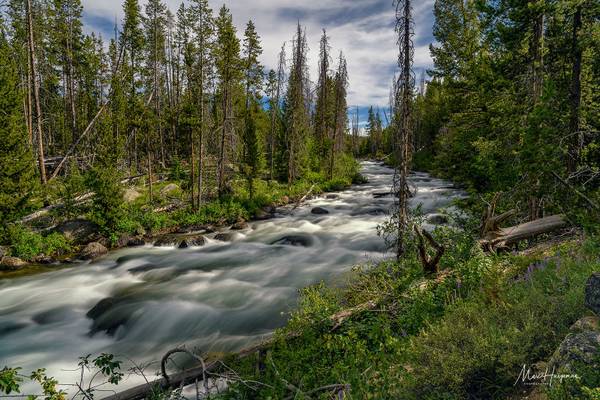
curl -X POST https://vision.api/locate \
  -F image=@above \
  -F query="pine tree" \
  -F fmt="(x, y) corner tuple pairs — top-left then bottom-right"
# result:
(121, 0), (144, 172)
(329, 51), (348, 180)
(314, 29), (331, 162)
(0, 27), (36, 222)
(189, 0), (214, 207)
(242, 20), (263, 198)
(282, 23), (310, 184)
(214, 5), (241, 197)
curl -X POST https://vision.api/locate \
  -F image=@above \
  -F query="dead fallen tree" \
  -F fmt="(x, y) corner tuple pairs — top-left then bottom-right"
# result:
(480, 214), (568, 251)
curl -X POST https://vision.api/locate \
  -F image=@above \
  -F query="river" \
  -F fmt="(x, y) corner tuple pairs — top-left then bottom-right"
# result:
(0, 161), (464, 392)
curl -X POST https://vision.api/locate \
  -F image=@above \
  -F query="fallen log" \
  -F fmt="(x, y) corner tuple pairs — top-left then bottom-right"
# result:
(480, 214), (568, 251)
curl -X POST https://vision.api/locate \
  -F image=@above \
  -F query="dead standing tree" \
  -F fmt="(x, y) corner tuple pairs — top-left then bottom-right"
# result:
(392, 0), (415, 260)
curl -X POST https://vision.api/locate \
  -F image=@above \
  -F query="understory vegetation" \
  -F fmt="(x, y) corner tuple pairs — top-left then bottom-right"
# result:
(214, 229), (600, 399)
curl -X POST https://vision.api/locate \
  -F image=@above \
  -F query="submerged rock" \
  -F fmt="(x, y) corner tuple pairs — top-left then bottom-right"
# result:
(86, 297), (129, 336)
(80, 242), (108, 260)
(271, 234), (313, 247)
(311, 207), (329, 215)
(585, 272), (600, 316)
(351, 207), (386, 216)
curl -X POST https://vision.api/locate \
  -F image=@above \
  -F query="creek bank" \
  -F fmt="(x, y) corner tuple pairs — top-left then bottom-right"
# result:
(0, 176), (365, 275)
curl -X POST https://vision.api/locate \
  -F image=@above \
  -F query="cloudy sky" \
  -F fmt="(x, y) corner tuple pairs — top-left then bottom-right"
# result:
(82, 0), (436, 123)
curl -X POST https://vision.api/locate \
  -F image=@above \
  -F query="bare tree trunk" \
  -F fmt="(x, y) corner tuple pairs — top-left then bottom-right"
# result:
(26, 0), (47, 184)
(567, 6), (582, 174)
(393, 0), (414, 260)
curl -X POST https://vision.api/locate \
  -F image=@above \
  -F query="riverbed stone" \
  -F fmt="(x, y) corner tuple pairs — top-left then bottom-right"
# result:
(154, 236), (179, 247)
(325, 194), (339, 199)
(55, 219), (99, 245)
(311, 207), (329, 215)
(0, 256), (27, 270)
(585, 272), (600, 316)
(178, 235), (206, 248)
(126, 237), (146, 247)
(86, 297), (130, 336)
(231, 219), (249, 230)
(80, 242), (108, 260)
(214, 232), (236, 242)
(271, 234), (313, 247)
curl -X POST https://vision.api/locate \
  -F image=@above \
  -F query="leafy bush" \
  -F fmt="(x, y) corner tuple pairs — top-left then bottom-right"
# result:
(4, 225), (71, 260)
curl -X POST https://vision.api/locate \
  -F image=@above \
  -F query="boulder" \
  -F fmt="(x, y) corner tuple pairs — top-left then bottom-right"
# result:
(126, 237), (146, 247)
(549, 331), (600, 373)
(32, 255), (55, 265)
(271, 234), (313, 247)
(178, 235), (206, 248)
(570, 316), (600, 334)
(215, 232), (236, 242)
(426, 214), (449, 225)
(585, 272), (600, 316)
(80, 242), (108, 260)
(280, 196), (290, 205)
(86, 297), (129, 336)
(311, 207), (329, 215)
(255, 207), (274, 221)
(0, 256), (27, 270)
(55, 219), (99, 245)
(160, 183), (180, 197)
(154, 236), (179, 247)
(325, 194), (339, 199)
(231, 219), (249, 230)
(123, 188), (142, 203)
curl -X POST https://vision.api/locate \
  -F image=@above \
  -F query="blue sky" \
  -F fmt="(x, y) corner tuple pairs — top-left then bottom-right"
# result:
(82, 0), (436, 126)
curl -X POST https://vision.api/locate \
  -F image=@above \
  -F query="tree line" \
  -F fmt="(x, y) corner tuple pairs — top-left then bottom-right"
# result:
(0, 0), (355, 224)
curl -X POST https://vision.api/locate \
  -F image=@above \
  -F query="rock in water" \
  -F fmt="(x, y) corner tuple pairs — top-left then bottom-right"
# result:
(154, 236), (179, 247)
(126, 237), (146, 247)
(231, 219), (249, 230)
(214, 232), (236, 242)
(585, 272), (600, 316)
(178, 235), (206, 248)
(271, 234), (313, 247)
(0, 256), (27, 270)
(55, 219), (99, 245)
(80, 242), (108, 260)
(311, 207), (329, 215)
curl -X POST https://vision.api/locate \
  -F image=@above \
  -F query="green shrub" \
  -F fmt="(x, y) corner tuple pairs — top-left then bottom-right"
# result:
(4, 225), (71, 260)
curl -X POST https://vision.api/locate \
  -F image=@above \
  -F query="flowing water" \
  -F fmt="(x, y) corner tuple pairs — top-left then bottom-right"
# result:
(0, 161), (464, 392)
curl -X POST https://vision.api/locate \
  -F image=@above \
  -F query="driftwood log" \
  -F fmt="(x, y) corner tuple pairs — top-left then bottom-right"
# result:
(480, 214), (568, 251)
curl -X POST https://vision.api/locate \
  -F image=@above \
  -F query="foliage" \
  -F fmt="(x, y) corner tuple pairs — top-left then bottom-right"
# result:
(3, 224), (71, 261)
